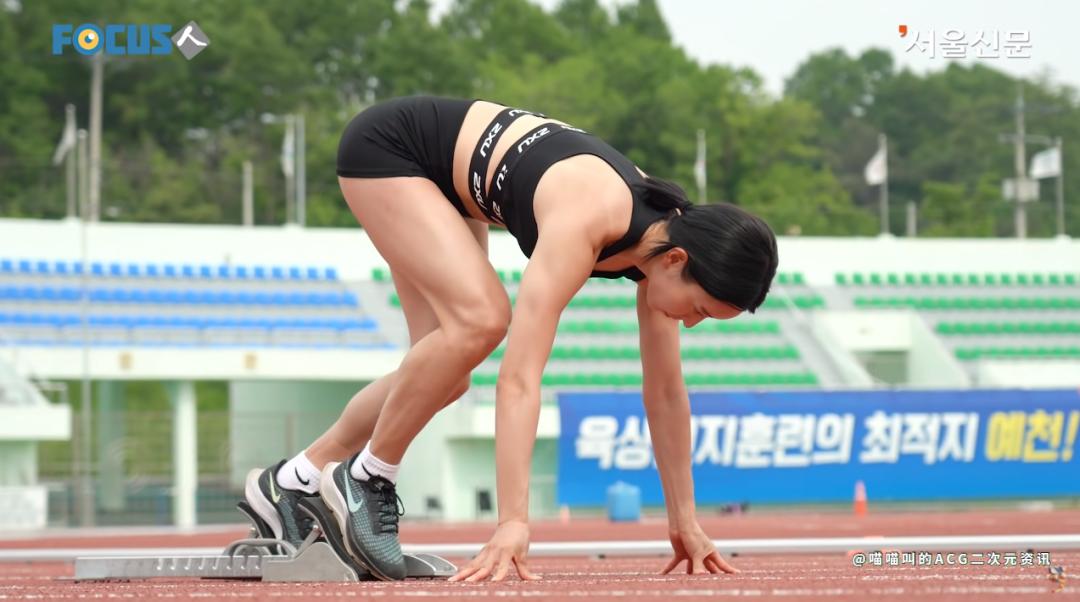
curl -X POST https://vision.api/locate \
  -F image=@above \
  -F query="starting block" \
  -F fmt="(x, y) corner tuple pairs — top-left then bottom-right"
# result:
(74, 497), (456, 582)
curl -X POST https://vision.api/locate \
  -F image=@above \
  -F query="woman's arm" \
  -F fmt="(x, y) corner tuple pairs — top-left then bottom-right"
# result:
(636, 280), (739, 575)
(635, 278), (696, 528)
(452, 214), (601, 583)
(495, 217), (599, 524)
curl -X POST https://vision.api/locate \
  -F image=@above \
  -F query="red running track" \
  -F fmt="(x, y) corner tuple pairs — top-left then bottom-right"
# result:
(1, 509), (1078, 600)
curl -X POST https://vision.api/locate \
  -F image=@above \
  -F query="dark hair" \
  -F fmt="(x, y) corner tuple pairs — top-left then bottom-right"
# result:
(634, 177), (778, 314)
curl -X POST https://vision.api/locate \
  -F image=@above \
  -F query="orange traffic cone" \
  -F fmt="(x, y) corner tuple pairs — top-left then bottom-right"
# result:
(853, 480), (868, 517)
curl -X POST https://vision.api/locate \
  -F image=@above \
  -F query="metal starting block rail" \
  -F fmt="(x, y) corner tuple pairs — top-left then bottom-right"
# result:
(74, 498), (456, 583)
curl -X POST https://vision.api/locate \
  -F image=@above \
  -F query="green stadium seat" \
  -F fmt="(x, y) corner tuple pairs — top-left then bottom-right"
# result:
(904, 273), (918, 286)
(835, 273), (847, 286)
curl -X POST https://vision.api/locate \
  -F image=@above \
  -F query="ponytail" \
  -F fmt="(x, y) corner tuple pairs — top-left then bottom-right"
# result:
(631, 176), (692, 216)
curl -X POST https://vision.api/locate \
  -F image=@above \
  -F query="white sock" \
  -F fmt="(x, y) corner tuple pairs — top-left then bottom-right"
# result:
(350, 443), (399, 484)
(276, 451), (321, 494)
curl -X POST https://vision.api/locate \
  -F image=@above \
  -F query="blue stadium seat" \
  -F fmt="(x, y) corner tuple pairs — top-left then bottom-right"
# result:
(91, 263), (105, 277)
(199, 265), (213, 279)
(18, 260), (32, 274)
(271, 267), (285, 280)
(59, 287), (80, 302)
(181, 265), (196, 278)
(253, 266), (267, 280)
(306, 267), (320, 280)
(41, 288), (58, 302)
(163, 264), (178, 278)
(343, 292), (358, 307)
(54, 261), (69, 275)
(129, 289), (147, 303)
(21, 287), (40, 301)
(217, 265), (231, 279)
(126, 264), (141, 277)
(71, 262), (84, 275)
(145, 264), (160, 278)
(35, 261), (50, 275)
(288, 266), (302, 280)
(109, 263), (123, 277)
(324, 267), (338, 280)
(0, 259), (12, 273)
(235, 266), (249, 279)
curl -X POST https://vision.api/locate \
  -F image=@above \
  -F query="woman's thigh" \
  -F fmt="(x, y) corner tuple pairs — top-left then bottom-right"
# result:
(341, 176), (506, 335)
(391, 217), (489, 346)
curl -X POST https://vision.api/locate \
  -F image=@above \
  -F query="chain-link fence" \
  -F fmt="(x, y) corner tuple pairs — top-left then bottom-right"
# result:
(38, 408), (340, 527)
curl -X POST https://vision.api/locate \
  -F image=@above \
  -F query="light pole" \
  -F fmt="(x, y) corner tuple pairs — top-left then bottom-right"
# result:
(260, 112), (305, 226)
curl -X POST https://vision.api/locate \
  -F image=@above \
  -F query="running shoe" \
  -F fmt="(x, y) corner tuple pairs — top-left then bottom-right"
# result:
(320, 457), (406, 581)
(244, 459), (316, 546)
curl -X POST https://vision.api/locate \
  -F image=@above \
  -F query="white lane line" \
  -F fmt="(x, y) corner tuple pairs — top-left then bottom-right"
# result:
(4, 533), (1080, 563)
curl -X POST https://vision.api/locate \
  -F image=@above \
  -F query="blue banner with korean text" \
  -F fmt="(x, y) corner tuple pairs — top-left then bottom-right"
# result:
(556, 389), (1080, 505)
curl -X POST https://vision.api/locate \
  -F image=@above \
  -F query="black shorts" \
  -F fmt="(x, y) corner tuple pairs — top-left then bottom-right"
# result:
(336, 95), (474, 216)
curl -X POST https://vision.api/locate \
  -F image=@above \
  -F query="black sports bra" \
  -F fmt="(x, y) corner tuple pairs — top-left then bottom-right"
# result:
(468, 110), (666, 281)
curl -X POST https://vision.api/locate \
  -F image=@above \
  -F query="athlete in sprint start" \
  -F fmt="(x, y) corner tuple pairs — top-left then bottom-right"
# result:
(245, 96), (776, 581)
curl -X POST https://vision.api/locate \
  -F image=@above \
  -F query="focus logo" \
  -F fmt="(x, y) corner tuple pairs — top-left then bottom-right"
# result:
(52, 22), (209, 59)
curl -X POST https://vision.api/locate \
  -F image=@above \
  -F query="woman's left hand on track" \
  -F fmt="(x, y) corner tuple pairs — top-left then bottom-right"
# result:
(662, 522), (741, 575)
(448, 519), (542, 582)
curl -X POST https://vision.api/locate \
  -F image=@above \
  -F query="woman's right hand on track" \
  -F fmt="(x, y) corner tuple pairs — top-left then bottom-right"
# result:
(448, 519), (541, 582)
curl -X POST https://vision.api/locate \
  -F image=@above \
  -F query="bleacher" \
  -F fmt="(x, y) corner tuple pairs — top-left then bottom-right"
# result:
(0, 258), (389, 349)
(373, 268), (823, 395)
(832, 271), (1080, 373)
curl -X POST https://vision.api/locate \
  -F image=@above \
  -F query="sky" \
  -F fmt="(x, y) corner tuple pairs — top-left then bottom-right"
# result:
(430, 0), (1077, 96)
